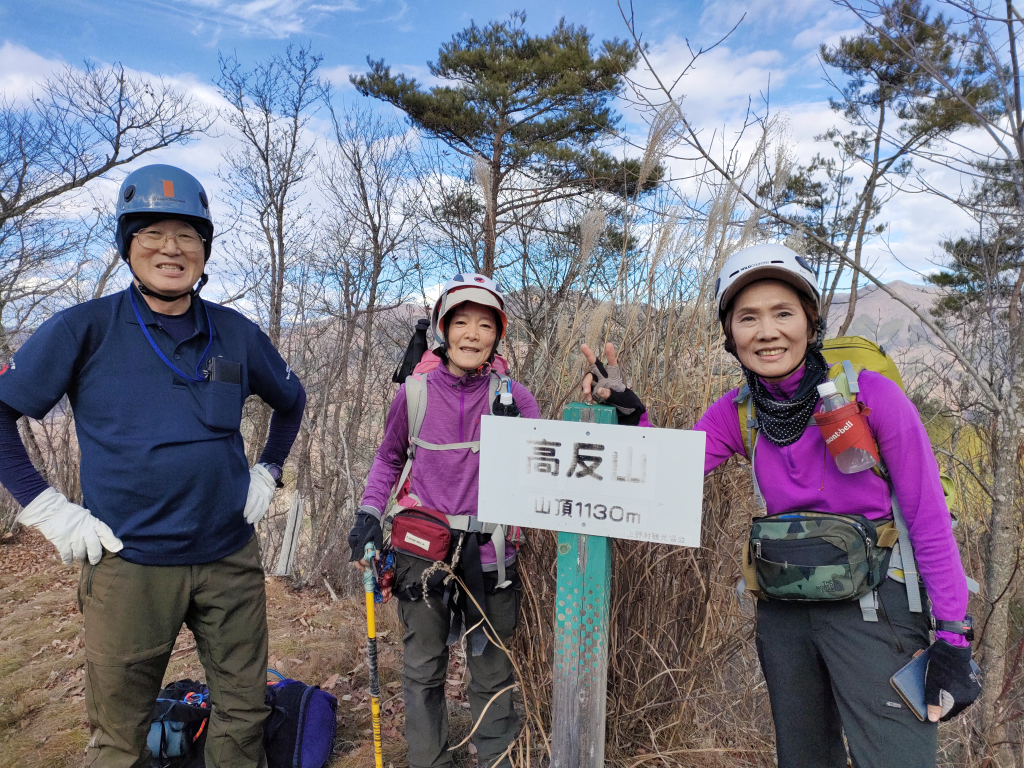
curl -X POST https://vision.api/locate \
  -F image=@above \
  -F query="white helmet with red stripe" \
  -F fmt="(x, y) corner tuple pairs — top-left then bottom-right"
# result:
(430, 273), (508, 347)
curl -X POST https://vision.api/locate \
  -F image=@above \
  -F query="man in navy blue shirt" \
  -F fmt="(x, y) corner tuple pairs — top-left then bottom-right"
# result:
(0, 165), (306, 767)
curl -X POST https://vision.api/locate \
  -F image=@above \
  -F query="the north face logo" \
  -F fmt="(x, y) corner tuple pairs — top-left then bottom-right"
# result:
(818, 579), (844, 595)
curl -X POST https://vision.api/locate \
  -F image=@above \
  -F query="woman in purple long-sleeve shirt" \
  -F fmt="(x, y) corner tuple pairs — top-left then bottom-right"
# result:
(348, 274), (539, 768)
(583, 244), (980, 768)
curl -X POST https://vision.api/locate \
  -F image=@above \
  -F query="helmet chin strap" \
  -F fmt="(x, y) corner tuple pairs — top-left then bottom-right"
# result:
(133, 272), (209, 303)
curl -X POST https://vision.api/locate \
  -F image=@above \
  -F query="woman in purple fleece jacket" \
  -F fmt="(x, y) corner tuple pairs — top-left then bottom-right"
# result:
(584, 244), (980, 768)
(348, 274), (539, 768)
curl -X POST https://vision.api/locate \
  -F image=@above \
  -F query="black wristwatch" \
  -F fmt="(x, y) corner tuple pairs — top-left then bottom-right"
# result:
(260, 462), (284, 489)
(934, 615), (974, 642)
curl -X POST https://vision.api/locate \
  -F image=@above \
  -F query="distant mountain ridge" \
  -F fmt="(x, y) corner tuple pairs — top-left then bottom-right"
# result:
(826, 280), (941, 353)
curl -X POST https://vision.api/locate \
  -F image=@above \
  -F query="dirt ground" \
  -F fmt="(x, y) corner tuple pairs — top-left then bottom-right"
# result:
(0, 528), (481, 768)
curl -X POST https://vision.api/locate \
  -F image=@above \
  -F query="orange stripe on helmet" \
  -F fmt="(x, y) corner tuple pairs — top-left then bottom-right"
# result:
(162, 180), (175, 197)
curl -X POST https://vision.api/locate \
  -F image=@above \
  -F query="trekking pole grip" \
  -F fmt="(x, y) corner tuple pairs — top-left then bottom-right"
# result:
(363, 543), (377, 594)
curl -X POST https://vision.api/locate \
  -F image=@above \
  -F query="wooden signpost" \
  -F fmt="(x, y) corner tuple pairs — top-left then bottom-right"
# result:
(552, 403), (615, 767)
(478, 403), (706, 767)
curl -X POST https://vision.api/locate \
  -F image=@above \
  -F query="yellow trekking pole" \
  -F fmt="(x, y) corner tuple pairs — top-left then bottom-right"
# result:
(363, 543), (384, 768)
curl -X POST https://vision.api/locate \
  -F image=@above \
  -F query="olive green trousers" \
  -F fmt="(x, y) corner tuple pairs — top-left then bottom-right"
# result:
(78, 535), (269, 768)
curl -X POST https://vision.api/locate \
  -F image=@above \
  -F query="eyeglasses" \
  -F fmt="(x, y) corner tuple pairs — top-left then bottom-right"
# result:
(133, 228), (206, 255)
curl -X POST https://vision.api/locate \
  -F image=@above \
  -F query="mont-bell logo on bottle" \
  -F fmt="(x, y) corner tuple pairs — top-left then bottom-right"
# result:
(825, 421), (855, 445)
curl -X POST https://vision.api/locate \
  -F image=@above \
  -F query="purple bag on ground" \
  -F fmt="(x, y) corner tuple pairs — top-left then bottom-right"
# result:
(264, 670), (338, 768)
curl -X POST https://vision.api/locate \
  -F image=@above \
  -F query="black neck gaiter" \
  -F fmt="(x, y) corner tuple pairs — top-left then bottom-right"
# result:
(744, 347), (829, 447)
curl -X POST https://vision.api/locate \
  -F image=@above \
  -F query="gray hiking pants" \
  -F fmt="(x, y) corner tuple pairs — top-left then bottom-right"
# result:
(395, 554), (520, 768)
(756, 577), (936, 768)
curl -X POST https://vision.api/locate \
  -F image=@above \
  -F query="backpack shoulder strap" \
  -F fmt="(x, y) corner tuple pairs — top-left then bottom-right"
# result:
(734, 383), (753, 457)
(835, 360), (923, 614)
(733, 384), (766, 510)
(489, 372), (517, 415)
(828, 359), (859, 402)
(385, 374), (428, 524)
(405, 373), (428, 456)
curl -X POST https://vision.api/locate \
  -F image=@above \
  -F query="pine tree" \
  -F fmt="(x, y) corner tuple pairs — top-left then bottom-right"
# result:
(767, 0), (985, 323)
(352, 12), (658, 275)
(928, 165), (1024, 321)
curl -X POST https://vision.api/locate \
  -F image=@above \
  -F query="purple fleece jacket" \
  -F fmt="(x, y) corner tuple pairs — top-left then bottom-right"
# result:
(361, 364), (541, 566)
(692, 367), (969, 646)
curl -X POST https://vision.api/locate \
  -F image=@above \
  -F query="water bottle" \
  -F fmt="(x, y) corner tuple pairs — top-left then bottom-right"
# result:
(816, 381), (877, 473)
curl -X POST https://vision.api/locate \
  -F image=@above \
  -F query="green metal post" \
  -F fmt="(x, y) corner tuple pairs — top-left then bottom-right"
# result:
(551, 402), (616, 768)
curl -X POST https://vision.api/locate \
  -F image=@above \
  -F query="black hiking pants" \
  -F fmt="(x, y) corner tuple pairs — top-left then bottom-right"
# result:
(395, 554), (521, 768)
(756, 577), (936, 768)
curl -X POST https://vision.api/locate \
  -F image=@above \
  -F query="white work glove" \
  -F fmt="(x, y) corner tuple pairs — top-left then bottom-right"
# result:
(16, 487), (123, 565)
(243, 464), (276, 525)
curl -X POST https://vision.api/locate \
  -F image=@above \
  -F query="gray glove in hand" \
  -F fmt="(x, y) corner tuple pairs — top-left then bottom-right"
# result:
(581, 342), (647, 426)
(17, 487), (123, 565)
(587, 360), (635, 414)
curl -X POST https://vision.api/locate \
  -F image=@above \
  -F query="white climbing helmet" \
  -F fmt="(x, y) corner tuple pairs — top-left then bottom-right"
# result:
(715, 243), (820, 320)
(430, 273), (508, 346)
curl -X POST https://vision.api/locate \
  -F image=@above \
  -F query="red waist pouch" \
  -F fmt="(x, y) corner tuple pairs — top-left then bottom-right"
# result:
(391, 507), (453, 561)
(812, 401), (879, 461)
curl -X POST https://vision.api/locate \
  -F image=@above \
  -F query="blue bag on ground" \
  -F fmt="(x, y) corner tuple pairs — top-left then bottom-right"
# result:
(264, 669), (338, 768)
(148, 679), (211, 768)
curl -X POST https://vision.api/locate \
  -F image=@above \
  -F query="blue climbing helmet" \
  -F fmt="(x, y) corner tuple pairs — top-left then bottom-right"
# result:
(114, 164), (214, 262)
(115, 164), (214, 302)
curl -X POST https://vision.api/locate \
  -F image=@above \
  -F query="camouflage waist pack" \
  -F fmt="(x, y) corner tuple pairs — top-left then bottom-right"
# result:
(747, 512), (895, 602)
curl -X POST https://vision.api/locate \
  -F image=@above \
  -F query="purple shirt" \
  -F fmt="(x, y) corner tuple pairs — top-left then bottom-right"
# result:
(362, 364), (541, 565)
(692, 367), (969, 646)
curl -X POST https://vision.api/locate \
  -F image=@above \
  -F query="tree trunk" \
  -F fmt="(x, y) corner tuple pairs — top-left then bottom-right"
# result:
(839, 103), (886, 337)
(246, 403), (272, 467)
(344, 265), (380, 449)
(17, 417), (50, 486)
(482, 146), (502, 278)
(92, 249), (124, 300)
(976, 407), (1021, 768)
(838, 267), (859, 337)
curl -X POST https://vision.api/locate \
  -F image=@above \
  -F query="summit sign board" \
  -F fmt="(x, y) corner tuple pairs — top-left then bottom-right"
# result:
(478, 416), (706, 547)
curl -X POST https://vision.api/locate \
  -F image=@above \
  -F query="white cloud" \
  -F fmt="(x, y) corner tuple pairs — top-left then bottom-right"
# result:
(616, 2), (996, 287)
(792, 11), (862, 50)
(321, 65), (360, 90)
(0, 42), (65, 103)
(700, 0), (824, 39)
(633, 35), (790, 123)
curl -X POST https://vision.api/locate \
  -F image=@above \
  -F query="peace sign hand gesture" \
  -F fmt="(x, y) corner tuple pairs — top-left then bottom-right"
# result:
(579, 342), (647, 426)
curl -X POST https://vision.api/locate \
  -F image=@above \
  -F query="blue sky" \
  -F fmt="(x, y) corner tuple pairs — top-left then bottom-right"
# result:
(0, 0), (972, 284)
(0, 0), (842, 107)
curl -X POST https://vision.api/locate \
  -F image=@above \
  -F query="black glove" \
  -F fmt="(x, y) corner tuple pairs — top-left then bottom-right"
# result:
(925, 640), (982, 721)
(348, 509), (383, 562)
(588, 360), (646, 426)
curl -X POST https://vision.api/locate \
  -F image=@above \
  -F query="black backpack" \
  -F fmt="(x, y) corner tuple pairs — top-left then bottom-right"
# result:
(148, 680), (211, 768)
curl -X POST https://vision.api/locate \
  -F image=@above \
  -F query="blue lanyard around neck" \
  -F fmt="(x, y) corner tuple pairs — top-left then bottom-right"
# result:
(128, 286), (213, 383)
